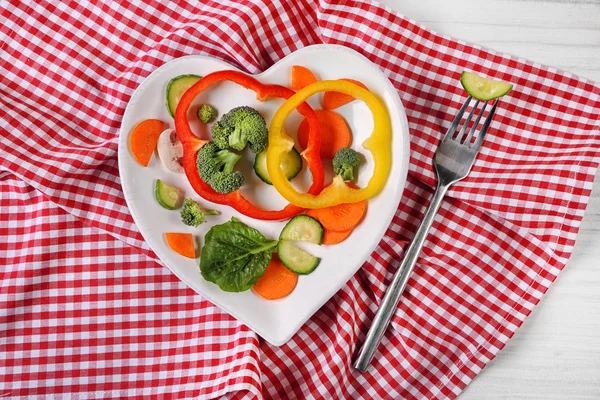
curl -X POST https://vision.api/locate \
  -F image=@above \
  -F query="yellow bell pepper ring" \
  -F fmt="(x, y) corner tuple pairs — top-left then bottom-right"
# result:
(267, 80), (392, 209)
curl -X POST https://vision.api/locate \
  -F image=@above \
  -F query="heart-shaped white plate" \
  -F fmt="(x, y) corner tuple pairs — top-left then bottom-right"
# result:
(118, 44), (409, 345)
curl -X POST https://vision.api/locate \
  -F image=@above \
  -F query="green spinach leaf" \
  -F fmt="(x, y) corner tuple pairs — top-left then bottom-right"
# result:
(200, 218), (278, 292)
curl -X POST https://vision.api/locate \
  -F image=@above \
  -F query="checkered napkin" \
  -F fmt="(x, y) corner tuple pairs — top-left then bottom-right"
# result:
(1, 0), (599, 398)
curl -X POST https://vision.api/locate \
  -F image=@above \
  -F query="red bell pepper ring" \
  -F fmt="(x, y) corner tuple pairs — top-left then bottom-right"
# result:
(174, 70), (324, 221)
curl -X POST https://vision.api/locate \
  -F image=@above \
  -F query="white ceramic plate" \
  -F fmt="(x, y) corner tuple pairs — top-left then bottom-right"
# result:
(118, 44), (409, 345)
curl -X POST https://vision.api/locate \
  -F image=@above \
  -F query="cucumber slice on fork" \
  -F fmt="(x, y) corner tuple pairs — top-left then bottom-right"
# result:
(460, 71), (512, 101)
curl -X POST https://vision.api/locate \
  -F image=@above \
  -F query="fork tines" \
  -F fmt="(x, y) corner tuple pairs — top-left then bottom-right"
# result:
(444, 96), (499, 150)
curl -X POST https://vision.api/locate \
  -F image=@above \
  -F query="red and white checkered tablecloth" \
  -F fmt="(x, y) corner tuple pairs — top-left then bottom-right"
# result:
(1, 0), (599, 398)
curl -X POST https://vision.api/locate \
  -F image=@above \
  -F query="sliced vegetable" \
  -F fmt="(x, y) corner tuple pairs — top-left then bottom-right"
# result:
(298, 109), (351, 159)
(180, 198), (218, 227)
(306, 208), (355, 244)
(306, 198), (367, 232)
(460, 71), (512, 101)
(200, 218), (278, 292)
(155, 179), (182, 210)
(129, 119), (164, 167)
(323, 78), (368, 110)
(322, 228), (352, 245)
(197, 104), (217, 123)
(252, 254), (298, 300)
(267, 80), (391, 209)
(279, 215), (323, 245)
(165, 232), (196, 258)
(277, 240), (320, 275)
(291, 65), (317, 91)
(254, 147), (302, 185)
(157, 128), (184, 173)
(166, 74), (202, 117)
(174, 70), (324, 221)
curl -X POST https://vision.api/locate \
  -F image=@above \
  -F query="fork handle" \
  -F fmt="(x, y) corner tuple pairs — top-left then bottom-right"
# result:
(353, 182), (450, 372)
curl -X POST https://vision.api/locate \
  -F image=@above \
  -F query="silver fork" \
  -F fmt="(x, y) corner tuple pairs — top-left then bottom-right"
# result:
(353, 96), (499, 372)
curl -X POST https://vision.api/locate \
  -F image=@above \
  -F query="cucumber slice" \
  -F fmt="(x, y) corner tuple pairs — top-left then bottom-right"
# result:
(155, 179), (182, 210)
(279, 215), (323, 245)
(254, 147), (302, 185)
(460, 71), (512, 101)
(166, 74), (202, 117)
(277, 240), (320, 275)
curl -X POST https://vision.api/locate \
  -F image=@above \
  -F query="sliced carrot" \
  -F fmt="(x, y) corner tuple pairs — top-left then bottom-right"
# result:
(291, 65), (317, 91)
(322, 228), (353, 245)
(307, 209), (354, 244)
(297, 109), (351, 159)
(129, 119), (164, 166)
(165, 232), (196, 258)
(306, 183), (365, 243)
(323, 79), (369, 110)
(253, 254), (298, 300)
(310, 199), (367, 232)
(306, 209), (321, 220)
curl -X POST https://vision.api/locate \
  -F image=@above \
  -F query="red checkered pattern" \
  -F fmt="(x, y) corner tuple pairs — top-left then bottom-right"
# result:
(1, 0), (599, 398)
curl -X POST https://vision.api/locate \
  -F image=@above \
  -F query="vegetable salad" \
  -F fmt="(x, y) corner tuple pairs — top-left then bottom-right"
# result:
(128, 65), (395, 300)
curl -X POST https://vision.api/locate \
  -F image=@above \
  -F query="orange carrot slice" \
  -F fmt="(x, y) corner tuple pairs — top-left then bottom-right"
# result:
(129, 119), (164, 166)
(165, 232), (196, 258)
(323, 79), (368, 110)
(297, 109), (351, 159)
(291, 65), (317, 91)
(253, 254), (298, 300)
(306, 209), (321, 220)
(322, 228), (353, 245)
(307, 209), (355, 244)
(308, 199), (367, 232)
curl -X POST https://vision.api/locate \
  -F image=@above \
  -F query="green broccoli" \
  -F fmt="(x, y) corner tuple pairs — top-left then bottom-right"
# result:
(210, 106), (268, 153)
(211, 120), (231, 150)
(197, 104), (217, 123)
(209, 171), (245, 194)
(180, 198), (219, 227)
(333, 147), (360, 181)
(197, 142), (245, 194)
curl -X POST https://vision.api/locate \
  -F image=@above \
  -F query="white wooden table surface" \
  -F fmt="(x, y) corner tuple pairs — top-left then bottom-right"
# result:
(378, 0), (600, 398)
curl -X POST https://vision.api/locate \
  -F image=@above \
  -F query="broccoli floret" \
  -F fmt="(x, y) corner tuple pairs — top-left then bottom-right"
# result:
(211, 120), (231, 150)
(210, 171), (246, 194)
(333, 148), (360, 181)
(210, 106), (268, 153)
(197, 142), (245, 194)
(197, 104), (217, 123)
(180, 198), (219, 227)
